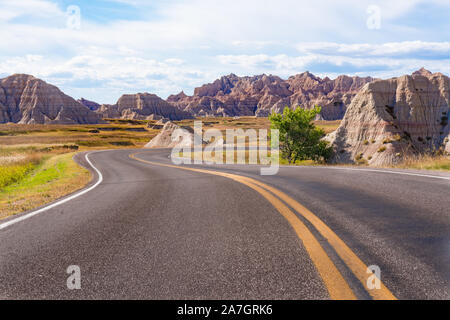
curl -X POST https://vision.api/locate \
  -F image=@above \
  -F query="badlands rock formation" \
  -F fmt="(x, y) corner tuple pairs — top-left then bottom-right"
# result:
(328, 68), (450, 165)
(168, 72), (373, 120)
(97, 93), (192, 121)
(0, 74), (103, 124)
(78, 98), (100, 111)
(144, 121), (203, 148)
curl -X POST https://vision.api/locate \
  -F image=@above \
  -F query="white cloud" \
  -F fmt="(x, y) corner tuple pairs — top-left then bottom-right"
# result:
(216, 53), (450, 79)
(0, 53), (215, 102)
(1, 0), (450, 102)
(0, 0), (62, 21)
(297, 41), (450, 58)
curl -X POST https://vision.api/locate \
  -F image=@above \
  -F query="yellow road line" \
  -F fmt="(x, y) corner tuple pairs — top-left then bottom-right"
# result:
(215, 175), (356, 300)
(130, 152), (396, 300)
(236, 177), (397, 300)
(130, 153), (354, 299)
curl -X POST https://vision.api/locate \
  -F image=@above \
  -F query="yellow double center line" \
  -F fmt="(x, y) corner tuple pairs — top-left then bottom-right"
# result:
(130, 152), (396, 300)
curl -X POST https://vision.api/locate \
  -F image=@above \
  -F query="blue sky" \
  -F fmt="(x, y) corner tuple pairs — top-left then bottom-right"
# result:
(1, 0), (450, 104)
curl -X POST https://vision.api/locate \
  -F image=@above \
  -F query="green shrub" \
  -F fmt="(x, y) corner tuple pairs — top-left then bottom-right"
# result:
(269, 106), (332, 164)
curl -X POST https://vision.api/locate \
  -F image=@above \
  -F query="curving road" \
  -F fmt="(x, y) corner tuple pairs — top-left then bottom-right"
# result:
(0, 148), (449, 299)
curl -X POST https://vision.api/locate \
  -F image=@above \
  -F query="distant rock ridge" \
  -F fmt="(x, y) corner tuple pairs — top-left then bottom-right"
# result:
(327, 68), (450, 165)
(168, 72), (374, 120)
(78, 98), (100, 111)
(167, 91), (188, 103)
(96, 92), (193, 121)
(412, 67), (433, 77)
(0, 74), (103, 124)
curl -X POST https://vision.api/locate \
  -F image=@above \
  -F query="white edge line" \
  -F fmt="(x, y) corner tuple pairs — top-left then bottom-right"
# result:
(0, 151), (104, 230)
(205, 161), (450, 181)
(299, 166), (450, 181)
(172, 160), (450, 181)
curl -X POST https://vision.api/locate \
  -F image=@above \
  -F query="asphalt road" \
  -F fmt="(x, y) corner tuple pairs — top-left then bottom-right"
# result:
(0, 148), (448, 299)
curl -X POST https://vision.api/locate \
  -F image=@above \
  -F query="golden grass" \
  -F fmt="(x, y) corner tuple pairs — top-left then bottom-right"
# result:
(0, 152), (91, 219)
(393, 154), (450, 171)
(314, 120), (341, 134)
(0, 122), (157, 147)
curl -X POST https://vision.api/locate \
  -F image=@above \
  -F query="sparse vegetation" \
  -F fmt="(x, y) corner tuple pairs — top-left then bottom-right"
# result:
(355, 152), (367, 165)
(356, 158), (368, 165)
(378, 146), (387, 152)
(394, 154), (450, 171)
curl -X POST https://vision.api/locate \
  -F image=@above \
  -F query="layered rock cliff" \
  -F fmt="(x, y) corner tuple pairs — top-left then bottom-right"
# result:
(328, 69), (450, 165)
(0, 72), (372, 123)
(0, 74), (103, 124)
(168, 72), (374, 120)
(97, 92), (193, 121)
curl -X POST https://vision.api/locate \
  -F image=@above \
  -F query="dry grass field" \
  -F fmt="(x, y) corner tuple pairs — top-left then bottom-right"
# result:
(0, 119), (159, 147)
(0, 119), (161, 219)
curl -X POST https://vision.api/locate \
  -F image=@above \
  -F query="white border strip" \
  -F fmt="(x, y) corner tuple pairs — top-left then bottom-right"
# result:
(294, 166), (450, 181)
(0, 152), (103, 230)
(189, 162), (450, 181)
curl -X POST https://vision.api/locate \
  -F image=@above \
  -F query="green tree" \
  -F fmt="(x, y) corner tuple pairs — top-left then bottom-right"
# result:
(269, 106), (332, 164)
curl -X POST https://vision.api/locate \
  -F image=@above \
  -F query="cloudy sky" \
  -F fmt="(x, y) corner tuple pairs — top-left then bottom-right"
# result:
(1, 0), (450, 104)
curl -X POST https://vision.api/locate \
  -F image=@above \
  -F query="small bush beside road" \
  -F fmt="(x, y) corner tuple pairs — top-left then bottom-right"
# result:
(269, 106), (332, 164)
